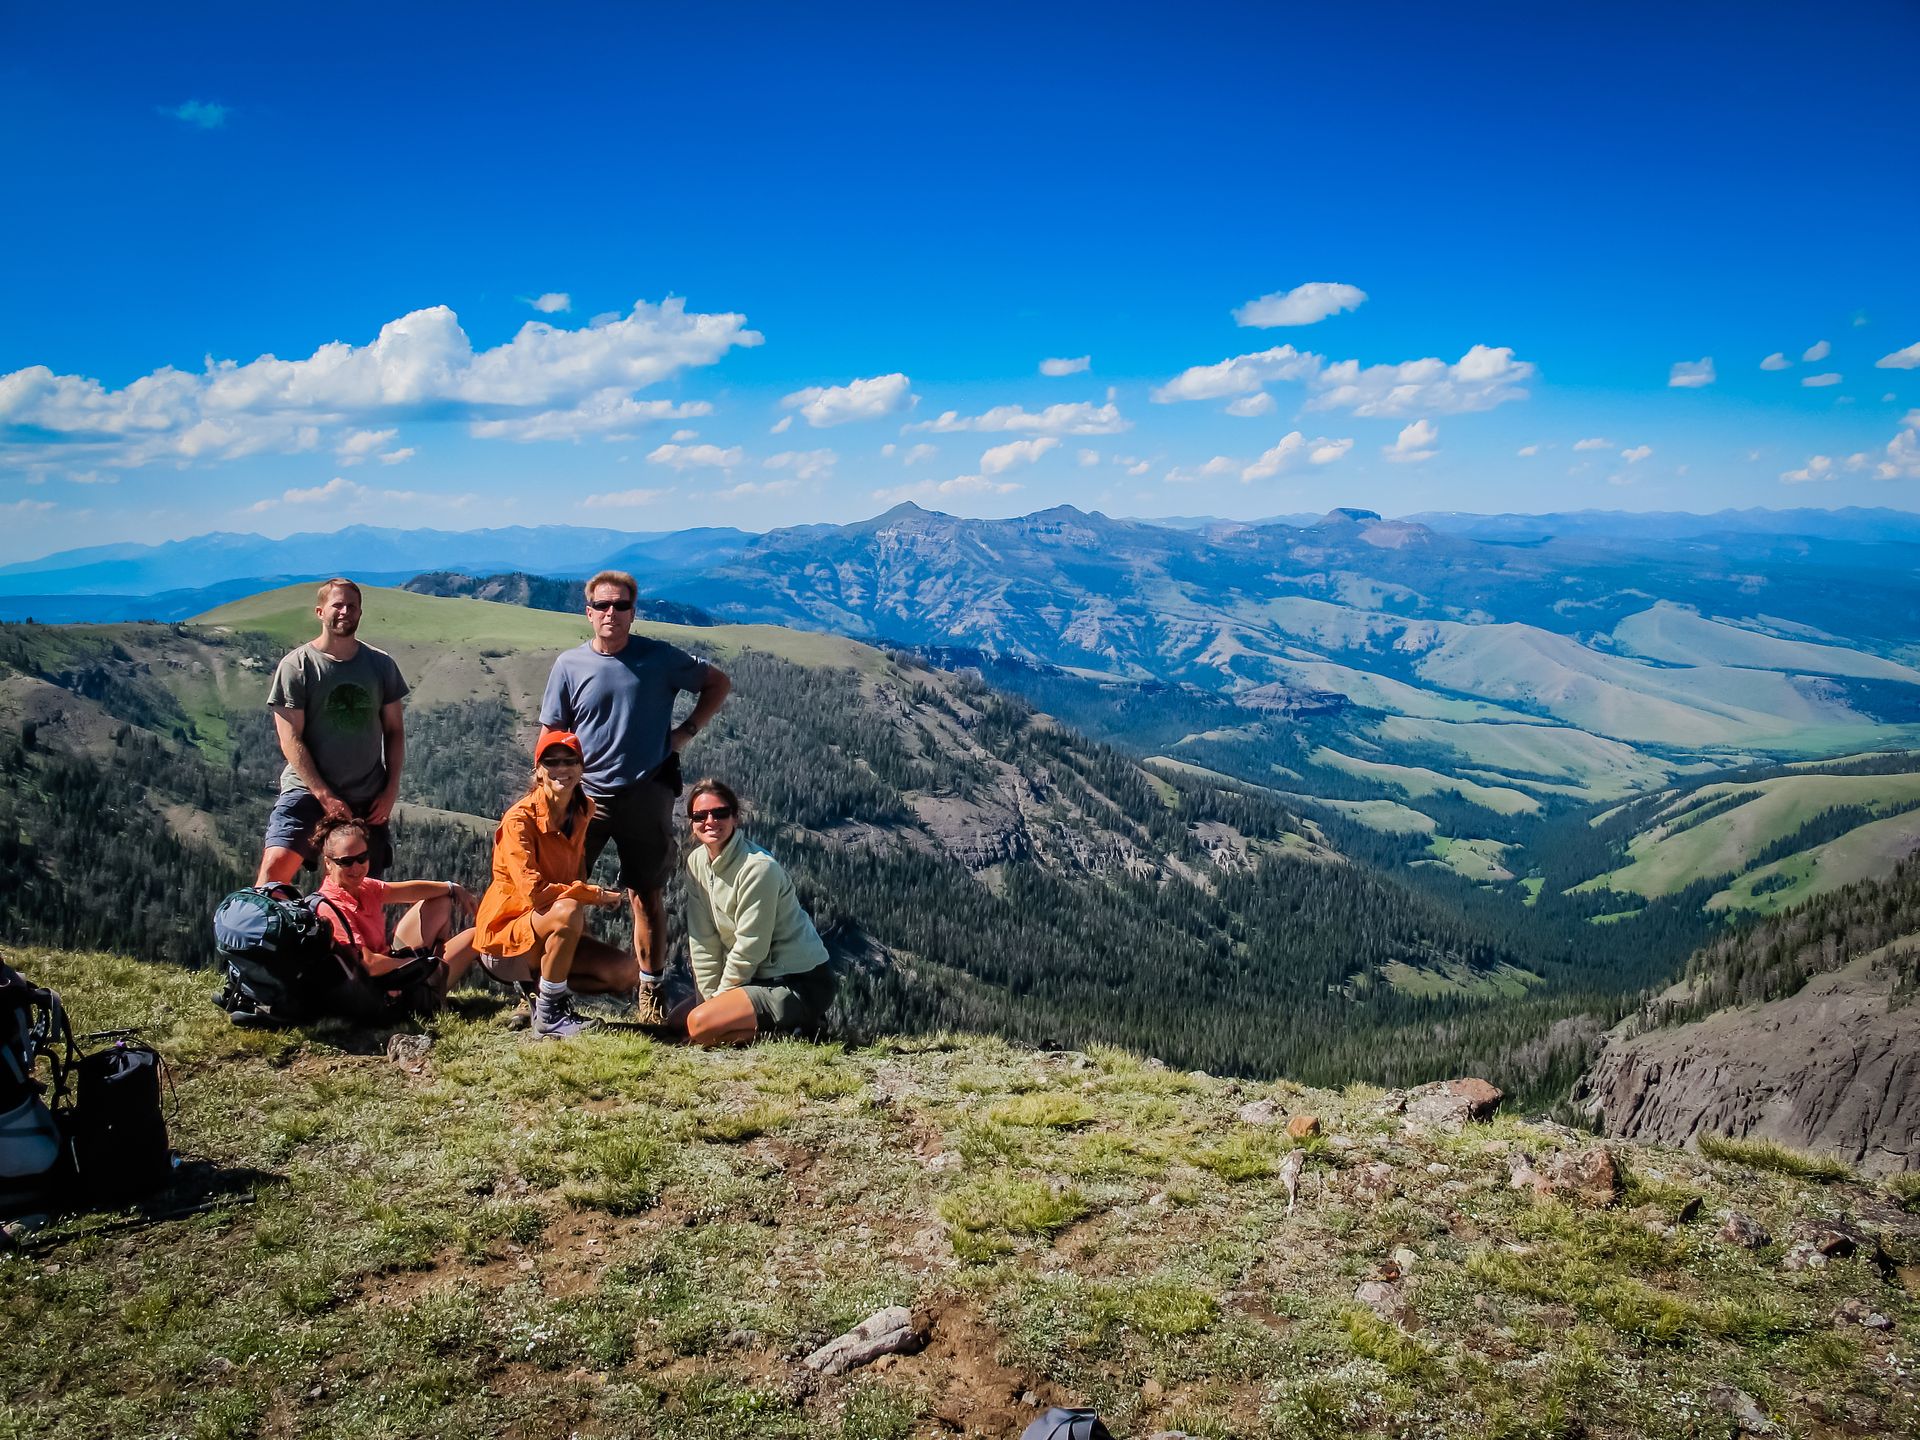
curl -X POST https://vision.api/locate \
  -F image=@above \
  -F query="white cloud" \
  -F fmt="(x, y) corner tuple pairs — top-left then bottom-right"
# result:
(1886, 393), (1899, 403)
(378, 447), (415, 465)
(1802, 339), (1831, 362)
(1846, 453), (1871, 471)
(337, 427), (398, 463)
(1164, 457), (1242, 486)
(529, 293), (571, 314)
(0, 299), (755, 468)
(1077, 448), (1100, 467)
(979, 437), (1058, 475)
(1232, 281), (1367, 328)
(1875, 342), (1920, 370)
(580, 486), (673, 509)
(246, 476), (455, 512)
(1040, 355), (1090, 377)
(2, 498), (56, 514)
(1383, 418), (1438, 464)
(1126, 460), (1150, 476)
(1621, 444), (1653, 464)
(1517, 444), (1541, 457)
(770, 415), (793, 434)
(670, 428), (698, 441)
(64, 469), (116, 485)
(161, 100), (227, 129)
(1225, 392), (1277, 418)
(1802, 373), (1842, 388)
(909, 400), (1129, 435)
(763, 449), (838, 482)
(781, 372), (915, 427)
(900, 443), (936, 466)
(1877, 410), (1920, 481)
(1573, 437), (1613, 451)
(1760, 352), (1791, 371)
(469, 392), (712, 443)
(646, 442), (742, 471)
(1243, 431), (1353, 481)
(1308, 345), (1535, 417)
(872, 474), (1022, 505)
(1780, 455), (1836, 484)
(1669, 357), (1716, 388)
(715, 478), (799, 500)
(1152, 346), (1319, 403)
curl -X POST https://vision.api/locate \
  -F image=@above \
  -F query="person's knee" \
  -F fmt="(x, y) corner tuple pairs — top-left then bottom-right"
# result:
(548, 898), (584, 930)
(685, 1001), (725, 1047)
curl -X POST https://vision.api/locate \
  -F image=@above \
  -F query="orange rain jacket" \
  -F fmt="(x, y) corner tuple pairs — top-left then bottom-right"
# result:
(473, 788), (601, 958)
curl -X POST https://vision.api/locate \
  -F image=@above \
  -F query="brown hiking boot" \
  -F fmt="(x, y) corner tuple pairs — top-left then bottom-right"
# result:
(632, 978), (668, 1028)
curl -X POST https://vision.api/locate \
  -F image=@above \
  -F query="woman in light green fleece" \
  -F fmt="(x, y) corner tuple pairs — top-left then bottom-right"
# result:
(681, 778), (835, 1046)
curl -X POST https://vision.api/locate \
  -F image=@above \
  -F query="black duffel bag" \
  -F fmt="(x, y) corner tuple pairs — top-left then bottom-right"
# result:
(68, 1033), (173, 1208)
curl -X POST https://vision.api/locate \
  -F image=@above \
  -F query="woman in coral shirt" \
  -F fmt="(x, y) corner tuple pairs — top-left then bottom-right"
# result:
(475, 729), (635, 1039)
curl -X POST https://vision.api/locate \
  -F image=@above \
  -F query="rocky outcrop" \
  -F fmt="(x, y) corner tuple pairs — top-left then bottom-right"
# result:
(1576, 948), (1920, 1177)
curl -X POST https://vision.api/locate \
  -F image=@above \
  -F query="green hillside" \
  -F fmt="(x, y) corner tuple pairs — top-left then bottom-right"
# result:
(7, 947), (1915, 1440)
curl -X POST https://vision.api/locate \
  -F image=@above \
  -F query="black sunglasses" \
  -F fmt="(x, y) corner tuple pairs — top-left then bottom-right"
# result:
(689, 805), (735, 823)
(327, 850), (371, 867)
(586, 599), (635, 613)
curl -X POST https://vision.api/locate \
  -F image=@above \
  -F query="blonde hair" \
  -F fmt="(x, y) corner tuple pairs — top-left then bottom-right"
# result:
(316, 577), (362, 605)
(584, 570), (637, 604)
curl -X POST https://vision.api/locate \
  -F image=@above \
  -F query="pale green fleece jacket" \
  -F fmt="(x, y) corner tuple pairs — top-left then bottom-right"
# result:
(685, 833), (830, 998)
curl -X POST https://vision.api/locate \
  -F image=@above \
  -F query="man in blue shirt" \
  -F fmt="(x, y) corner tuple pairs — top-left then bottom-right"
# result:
(540, 569), (731, 1025)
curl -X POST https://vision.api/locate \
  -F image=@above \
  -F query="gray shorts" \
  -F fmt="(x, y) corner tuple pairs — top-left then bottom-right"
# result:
(582, 778), (678, 892)
(743, 964), (838, 1036)
(263, 789), (393, 877)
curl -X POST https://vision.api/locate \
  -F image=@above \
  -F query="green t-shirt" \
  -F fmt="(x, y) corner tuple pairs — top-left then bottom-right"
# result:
(265, 642), (409, 802)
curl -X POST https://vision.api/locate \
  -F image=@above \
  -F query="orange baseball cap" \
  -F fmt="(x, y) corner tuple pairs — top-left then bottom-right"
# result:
(535, 727), (584, 761)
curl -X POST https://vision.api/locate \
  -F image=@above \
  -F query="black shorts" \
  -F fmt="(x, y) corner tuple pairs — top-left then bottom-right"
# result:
(582, 778), (678, 893)
(264, 789), (394, 878)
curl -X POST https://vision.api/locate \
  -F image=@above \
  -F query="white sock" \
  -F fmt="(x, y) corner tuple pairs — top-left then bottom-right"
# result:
(538, 978), (569, 999)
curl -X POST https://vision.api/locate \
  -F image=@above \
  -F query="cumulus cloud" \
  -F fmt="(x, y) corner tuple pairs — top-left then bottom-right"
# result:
(716, 478), (799, 500)
(1875, 342), (1920, 370)
(1760, 352), (1791, 371)
(763, 449), (838, 481)
(529, 293), (571, 314)
(909, 400), (1129, 435)
(1383, 419), (1438, 464)
(1308, 345), (1534, 417)
(1040, 356), (1090, 377)
(379, 447), (415, 465)
(670, 428), (698, 441)
(64, 469), (116, 485)
(1243, 432), (1352, 481)
(900, 443), (937, 465)
(1225, 392), (1277, 418)
(979, 437), (1058, 474)
(1152, 346), (1319, 403)
(646, 442), (742, 471)
(1517, 444), (1541, 457)
(1233, 281), (1367, 328)
(0, 299), (756, 468)
(580, 487), (673, 509)
(1802, 373), (1842, 388)
(1573, 437), (1613, 451)
(1669, 357), (1716, 388)
(1077, 448), (1100, 467)
(872, 474), (1022, 505)
(1803, 339), (1831, 362)
(1877, 410), (1920, 481)
(469, 392), (712, 443)
(1164, 457), (1242, 485)
(337, 427), (398, 463)
(1780, 455), (1836, 484)
(161, 100), (227, 129)
(781, 373), (915, 427)
(2, 498), (56, 514)
(1621, 444), (1653, 464)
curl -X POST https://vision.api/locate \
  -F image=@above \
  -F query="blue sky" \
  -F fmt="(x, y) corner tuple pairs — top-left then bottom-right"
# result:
(1, 2), (1916, 562)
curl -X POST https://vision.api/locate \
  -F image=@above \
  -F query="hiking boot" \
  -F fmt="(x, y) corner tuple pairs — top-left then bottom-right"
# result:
(532, 993), (598, 1041)
(632, 977), (668, 1028)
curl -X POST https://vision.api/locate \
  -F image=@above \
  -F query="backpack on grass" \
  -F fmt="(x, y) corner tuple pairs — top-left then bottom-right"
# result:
(212, 884), (442, 1028)
(0, 958), (74, 1220)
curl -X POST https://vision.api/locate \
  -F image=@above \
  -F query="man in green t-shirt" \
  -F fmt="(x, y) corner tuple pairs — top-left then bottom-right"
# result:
(255, 578), (410, 883)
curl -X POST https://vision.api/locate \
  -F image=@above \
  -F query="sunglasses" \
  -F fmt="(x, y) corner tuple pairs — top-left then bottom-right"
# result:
(689, 805), (735, 823)
(327, 850), (371, 867)
(540, 753), (583, 767)
(586, 599), (635, 613)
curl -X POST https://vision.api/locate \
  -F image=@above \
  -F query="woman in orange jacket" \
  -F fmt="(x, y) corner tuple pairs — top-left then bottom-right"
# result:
(474, 729), (636, 1039)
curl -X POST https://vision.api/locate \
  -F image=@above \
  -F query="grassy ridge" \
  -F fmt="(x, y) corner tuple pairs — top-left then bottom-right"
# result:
(4, 947), (1915, 1440)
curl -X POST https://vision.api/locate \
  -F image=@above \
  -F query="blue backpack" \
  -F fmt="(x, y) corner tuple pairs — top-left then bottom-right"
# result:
(1021, 1410), (1113, 1440)
(212, 884), (357, 1026)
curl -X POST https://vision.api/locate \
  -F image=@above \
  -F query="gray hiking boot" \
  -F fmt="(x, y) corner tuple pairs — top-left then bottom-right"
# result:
(532, 992), (598, 1041)
(632, 977), (668, 1029)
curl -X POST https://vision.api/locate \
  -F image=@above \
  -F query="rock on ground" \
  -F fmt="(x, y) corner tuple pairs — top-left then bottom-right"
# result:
(1404, 1078), (1503, 1131)
(802, 1305), (922, 1375)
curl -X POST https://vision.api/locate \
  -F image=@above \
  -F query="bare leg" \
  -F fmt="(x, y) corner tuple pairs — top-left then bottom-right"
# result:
(632, 887), (666, 977)
(531, 899), (587, 985)
(256, 847), (304, 886)
(686, 989), (758, 1048)
(478, 935), (633, 993)
(392, 896), (453, 950)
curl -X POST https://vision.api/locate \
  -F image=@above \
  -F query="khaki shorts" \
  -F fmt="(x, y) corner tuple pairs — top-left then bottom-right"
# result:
(742, 964), (838, 1036)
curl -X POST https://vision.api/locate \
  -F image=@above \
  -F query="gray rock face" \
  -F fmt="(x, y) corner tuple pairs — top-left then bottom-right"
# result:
(1575, 952), (1920, 1177)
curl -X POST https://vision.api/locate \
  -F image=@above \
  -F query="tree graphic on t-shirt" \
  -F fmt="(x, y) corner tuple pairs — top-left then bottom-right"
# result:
(323, 682), (375, 731)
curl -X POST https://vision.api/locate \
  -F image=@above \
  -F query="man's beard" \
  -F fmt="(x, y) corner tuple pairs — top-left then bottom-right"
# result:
(326, 616), (359, 636)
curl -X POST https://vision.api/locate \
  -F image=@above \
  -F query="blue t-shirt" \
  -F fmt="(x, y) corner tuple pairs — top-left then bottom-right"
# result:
(540, 639), (711, 796)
